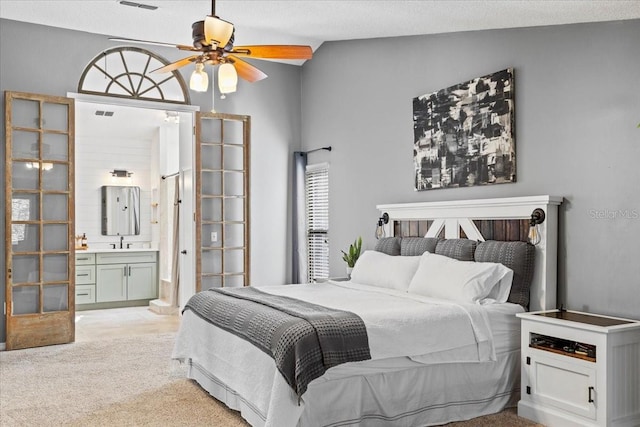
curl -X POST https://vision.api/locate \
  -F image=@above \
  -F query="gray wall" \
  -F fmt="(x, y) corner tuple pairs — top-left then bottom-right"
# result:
(301, 20), (640, 320)
(2, 17), (639, 344)
(0, 19), (303, 343)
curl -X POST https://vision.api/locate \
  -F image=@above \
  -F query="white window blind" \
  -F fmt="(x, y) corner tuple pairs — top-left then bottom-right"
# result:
(305, 164), (329, 282)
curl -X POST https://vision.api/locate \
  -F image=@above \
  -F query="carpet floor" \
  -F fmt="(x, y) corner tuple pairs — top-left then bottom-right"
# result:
(0, 333), (543, 426)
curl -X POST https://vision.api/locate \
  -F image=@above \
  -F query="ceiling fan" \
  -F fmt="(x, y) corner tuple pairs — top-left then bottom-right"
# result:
(110, 0), (312, 95)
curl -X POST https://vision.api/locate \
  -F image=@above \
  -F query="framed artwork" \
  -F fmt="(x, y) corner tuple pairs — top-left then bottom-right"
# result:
(413, 68), (515, 191)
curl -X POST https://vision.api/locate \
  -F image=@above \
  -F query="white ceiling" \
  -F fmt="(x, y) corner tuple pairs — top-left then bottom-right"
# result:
(74, 101), (170, 139)
(2, 0), (639, 65)
(4, 1), (639, 138)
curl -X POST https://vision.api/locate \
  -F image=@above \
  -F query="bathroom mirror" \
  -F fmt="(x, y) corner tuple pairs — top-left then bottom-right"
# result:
(101, 186), (141, 236)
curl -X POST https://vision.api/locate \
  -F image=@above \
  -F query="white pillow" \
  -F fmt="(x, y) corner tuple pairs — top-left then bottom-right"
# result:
(350, 250), (420, 291)
(407, 252), (514, 304)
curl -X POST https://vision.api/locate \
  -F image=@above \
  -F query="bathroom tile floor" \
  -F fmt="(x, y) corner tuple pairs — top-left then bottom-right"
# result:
(75, 306), (181, 342)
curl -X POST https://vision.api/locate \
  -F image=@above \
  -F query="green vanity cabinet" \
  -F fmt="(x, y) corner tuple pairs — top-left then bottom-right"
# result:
(76, 251), (157, 308)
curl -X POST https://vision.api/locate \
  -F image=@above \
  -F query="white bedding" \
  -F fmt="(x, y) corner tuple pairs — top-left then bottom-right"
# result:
(172, 281), (524, 426)
(259, 280), (499, 362)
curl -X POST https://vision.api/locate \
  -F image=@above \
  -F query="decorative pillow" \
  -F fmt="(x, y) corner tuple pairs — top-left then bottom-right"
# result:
(435, 239), (477, 261)
(474, 240), (536, 308)
(350, 250), (421, 291)
(373, 237), (401, 256)
(407, 252), (514, 304)
(401, 237), (439, 256)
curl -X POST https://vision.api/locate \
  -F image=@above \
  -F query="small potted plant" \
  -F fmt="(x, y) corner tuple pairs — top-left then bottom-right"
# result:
(341, 236), (362, 278)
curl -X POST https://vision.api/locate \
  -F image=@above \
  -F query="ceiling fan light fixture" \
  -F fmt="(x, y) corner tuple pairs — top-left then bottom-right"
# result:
(204, 16), (234, 48)
(218, 63), (238, 96)
(190, 62), (209, 92)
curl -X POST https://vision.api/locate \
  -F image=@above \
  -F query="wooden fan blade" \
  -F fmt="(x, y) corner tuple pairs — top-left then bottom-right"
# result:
(152, 56), (200, 74)
(230, 45), (312, 60)
(228, 56), (268, 82)
(109, 37), (198, 52)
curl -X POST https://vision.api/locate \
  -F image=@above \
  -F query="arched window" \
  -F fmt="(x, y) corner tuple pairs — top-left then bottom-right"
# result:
(78, 47), (190, 105)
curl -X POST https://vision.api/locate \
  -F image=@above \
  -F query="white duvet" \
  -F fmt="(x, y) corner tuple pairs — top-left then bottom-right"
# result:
(259, 280), (497, 362)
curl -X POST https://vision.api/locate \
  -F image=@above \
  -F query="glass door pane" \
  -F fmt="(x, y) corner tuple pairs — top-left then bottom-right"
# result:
(43, 133), (69, 161)
(43, 285), (69, 312)
(13, 286), (40, 315)
(11, 98), (40, 129)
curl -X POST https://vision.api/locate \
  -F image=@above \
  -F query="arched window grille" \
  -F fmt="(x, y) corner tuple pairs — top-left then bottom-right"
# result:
(78, 47), (191, 105)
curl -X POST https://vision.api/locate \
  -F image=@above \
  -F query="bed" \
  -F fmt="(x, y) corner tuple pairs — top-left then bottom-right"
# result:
(172, 195), (562, 426)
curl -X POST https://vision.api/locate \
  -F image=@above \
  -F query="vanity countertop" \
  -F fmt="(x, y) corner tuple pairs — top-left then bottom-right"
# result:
(78, 248), (158, 254)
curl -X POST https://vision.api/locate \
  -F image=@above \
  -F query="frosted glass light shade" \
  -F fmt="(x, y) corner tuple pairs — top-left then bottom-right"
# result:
(204, 16), (234, 47)
(218, 63), (238, 94)
(190, 63), (209, 92)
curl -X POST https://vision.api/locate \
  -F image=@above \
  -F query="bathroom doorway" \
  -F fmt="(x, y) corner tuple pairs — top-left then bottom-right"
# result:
(71, 95), (197, 330)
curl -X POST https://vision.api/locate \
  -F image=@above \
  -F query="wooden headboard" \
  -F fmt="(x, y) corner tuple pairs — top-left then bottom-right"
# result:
(377, 196), (563, 312)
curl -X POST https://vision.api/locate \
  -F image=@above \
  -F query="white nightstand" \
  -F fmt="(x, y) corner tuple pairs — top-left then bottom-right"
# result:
(516, 310), (640, 427)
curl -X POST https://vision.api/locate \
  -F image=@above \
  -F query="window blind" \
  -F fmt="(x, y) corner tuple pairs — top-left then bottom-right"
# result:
(305, 164), (329, 282)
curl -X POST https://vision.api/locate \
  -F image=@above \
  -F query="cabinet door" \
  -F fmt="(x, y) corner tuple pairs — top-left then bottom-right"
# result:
(127, 262), (157, 300)
(96, 263), (127, 302)
(528, 352), (597, 420)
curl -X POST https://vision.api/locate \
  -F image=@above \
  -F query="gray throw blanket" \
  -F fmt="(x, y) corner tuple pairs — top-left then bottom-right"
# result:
(183, 286), (371, 398)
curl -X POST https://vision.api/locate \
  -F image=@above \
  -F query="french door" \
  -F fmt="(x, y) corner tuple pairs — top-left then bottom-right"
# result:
(195, 112), (250, 290)
(4, 91), (75, 350)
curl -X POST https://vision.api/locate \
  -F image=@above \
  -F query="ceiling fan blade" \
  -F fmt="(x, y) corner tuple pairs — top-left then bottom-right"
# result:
(152, 56), (200, 74)
(228, 56), (268, 82)
(230, 45), (313, 60)
(109, 37), (198, 52)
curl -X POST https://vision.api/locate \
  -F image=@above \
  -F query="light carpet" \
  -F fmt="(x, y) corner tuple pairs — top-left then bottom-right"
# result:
(0, 333), (542, 426)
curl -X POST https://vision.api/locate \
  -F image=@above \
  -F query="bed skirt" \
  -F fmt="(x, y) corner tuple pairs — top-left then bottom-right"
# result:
(175, 313), (520, 427)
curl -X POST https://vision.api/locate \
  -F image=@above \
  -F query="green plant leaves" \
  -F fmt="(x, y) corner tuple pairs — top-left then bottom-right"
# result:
(342, 236), (362, 267)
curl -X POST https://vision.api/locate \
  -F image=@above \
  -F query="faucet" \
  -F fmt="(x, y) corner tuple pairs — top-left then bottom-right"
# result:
(119, 236), (124, 249)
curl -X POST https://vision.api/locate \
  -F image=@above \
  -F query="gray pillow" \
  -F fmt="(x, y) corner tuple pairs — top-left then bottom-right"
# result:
(401, 237), (439, 256)
(435, 239), (477, 261)
(474, 240), (536, 308)
(373, 237), (401, 256)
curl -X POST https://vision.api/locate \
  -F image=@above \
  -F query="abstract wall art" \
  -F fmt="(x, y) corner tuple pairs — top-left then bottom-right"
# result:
(413, 68), (515, 191)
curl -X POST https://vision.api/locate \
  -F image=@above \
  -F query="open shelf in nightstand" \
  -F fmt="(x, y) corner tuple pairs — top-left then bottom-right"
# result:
(530, 332), (596, 362)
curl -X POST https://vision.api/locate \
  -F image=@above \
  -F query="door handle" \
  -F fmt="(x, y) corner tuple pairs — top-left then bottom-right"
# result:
(124, 266), (128, 277)
(588, 386), (595, 403)
(128, 266), (132, 276)
(181, 250), (187, 254)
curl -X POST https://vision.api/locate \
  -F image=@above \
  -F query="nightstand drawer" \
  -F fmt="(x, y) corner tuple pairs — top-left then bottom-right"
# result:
(76, 285), (96, 304)
(76, 265), (95, 284)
